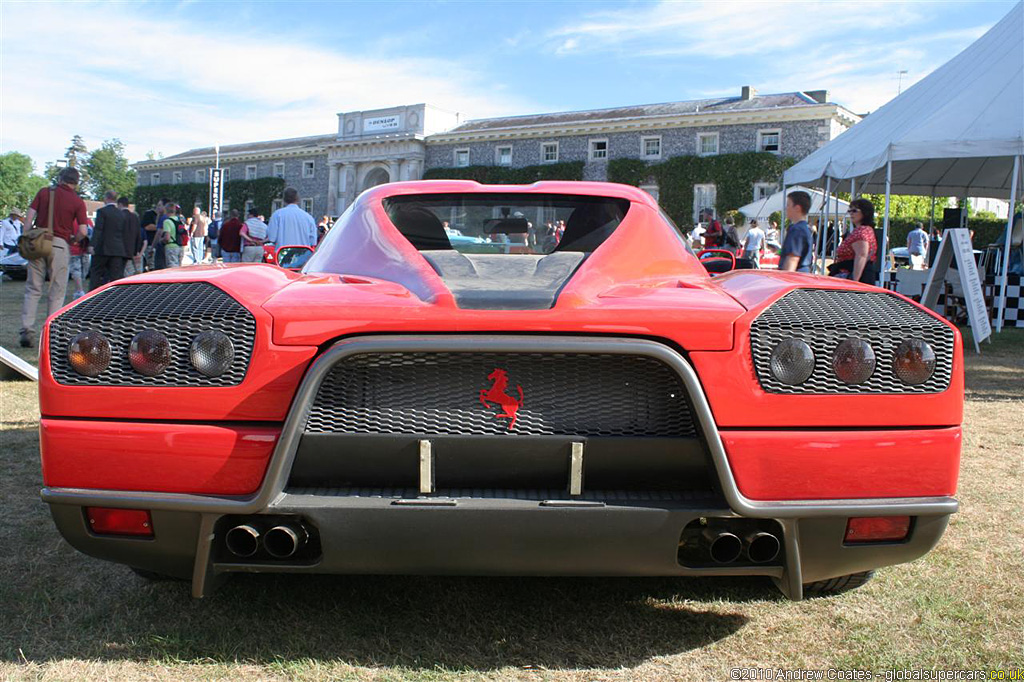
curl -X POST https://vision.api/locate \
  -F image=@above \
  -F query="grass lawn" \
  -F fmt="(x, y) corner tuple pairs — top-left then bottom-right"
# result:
(1, 276), (1021, 680)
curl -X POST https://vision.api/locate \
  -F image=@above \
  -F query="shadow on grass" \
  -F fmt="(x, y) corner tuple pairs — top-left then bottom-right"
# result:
(6, 570), (759, 670)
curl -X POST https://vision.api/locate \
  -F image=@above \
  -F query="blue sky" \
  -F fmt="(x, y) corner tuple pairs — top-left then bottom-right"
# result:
(0, 0), (1017, 171)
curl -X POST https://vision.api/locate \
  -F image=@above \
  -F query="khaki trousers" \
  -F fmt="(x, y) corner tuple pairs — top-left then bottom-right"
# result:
(20, 239), (70, 334)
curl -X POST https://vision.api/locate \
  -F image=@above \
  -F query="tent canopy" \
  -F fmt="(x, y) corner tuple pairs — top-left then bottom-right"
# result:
(738, 185), (849, 220)
(784, 1), (1023, 198)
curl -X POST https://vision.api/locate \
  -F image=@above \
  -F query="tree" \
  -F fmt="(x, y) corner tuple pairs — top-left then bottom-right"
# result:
(864, 194), (948, 221)
(0, 152), (48, 213)
(65, 135), (88, 168)
(83, 139), (137, 200)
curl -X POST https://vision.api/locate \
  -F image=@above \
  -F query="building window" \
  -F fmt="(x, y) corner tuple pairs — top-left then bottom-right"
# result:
(273, 162), (285, 178)
(640, 184), (660, 202)
(455, 149), (470, 167)
(271, 199), (284, 213)
(641, 136), (662, 159)
(301, 198), (313, 214)
(758, 129), (781, 153)
(697, 133), (719, 157)
(150, 173), (160, 185)
(589, 139), (608, 161)
(245, 165), (257, 180)
(753, 183), (777, 201)
(496, 146), (513, 166)
(693, 183), (717, 223)
(541, 142), (559, 163)
(244, 200), (254, 214)
(222, 167), (229, 182)
(302, 160), (315, 178)
(171, 170), (182, 184)
(195, 168), (206, 183)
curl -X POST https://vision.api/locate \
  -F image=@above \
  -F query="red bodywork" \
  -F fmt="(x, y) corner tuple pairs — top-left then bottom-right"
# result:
(38, 180), (963, 500)
(37, 181), (964, 599)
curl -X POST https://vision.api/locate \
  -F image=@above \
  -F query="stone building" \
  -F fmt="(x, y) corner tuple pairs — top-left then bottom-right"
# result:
(134, 87), (859, 220)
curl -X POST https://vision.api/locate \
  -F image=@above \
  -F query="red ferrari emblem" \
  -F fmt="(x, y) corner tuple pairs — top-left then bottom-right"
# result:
(479, 368), (524, 430)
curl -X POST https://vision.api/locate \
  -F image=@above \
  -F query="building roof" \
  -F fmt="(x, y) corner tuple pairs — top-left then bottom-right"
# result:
(136, 133), (337, 167)
(447, 92), (833, 133)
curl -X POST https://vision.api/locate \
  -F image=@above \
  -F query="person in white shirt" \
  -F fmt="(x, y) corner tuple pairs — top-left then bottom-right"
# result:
(267, 187), (317, 247)
(742, 219), (766, 267)
(1, 209), (24, 254)
(906, 222), (929, 270)
(240, 208), (268, 262)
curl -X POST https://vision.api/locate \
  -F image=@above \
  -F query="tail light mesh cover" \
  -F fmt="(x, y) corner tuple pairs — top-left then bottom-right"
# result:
(750, 289), (955, 394)
(49, 282), (255, 386)
(306, 352), (697, 437)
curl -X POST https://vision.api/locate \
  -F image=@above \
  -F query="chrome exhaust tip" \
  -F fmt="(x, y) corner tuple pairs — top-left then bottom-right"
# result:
(704, 529), (743, 564)
(263, 524), (307, 559)
(225, 524), (260, 558)
(746, 532), (781, 563)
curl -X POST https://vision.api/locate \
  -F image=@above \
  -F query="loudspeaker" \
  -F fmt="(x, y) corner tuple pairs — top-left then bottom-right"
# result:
(943, 208), (966, 229)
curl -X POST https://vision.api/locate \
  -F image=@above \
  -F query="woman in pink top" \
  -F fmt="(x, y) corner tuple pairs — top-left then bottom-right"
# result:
(831, 198), (878, 284)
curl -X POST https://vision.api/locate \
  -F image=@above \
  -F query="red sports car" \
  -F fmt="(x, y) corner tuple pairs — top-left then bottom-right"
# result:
(38, 181), (962, 600)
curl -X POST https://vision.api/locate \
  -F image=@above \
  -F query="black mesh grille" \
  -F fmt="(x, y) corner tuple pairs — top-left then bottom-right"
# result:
(750, 289), (955, 394)
(49, 282), (255, 386)
(306, 352), (696, 437)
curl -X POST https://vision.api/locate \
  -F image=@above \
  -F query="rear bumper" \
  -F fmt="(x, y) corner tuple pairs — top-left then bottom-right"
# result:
(48, 490), (951, 601)
(41, 335), (960, 600)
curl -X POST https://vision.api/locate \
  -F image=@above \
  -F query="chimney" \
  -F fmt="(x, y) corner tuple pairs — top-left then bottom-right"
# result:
(741, 85), (758, 100)
(804, 89), (829, 104)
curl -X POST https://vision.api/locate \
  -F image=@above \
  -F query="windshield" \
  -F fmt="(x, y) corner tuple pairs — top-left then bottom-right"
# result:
(383, 193), (630, 255)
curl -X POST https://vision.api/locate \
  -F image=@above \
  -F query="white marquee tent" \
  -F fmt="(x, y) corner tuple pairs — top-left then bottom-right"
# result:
(783, 0), (1024, 329)
(738, 185), (849, 222)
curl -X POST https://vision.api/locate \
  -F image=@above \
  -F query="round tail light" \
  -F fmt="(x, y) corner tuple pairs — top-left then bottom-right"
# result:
(190, 331), (234, 377)
(832, 337), (875, 385)
(892, 338), (936, 385)
(770, 338), (815, 385)
(129, 330), (172, 376)
(68, 331), (111, 377)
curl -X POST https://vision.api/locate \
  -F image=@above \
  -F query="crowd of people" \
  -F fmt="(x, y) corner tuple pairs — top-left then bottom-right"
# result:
(11, 172), (323, 348)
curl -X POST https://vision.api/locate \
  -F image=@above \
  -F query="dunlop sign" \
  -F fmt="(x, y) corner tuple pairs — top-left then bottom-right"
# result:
(363, 115), (401, 133)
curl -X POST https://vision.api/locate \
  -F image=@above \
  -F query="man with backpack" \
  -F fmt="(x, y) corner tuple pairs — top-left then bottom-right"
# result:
(160, 203), (187, 268)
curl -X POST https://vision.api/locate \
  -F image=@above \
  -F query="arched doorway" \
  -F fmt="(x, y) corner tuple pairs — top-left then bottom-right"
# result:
(361, 166), (390, 192)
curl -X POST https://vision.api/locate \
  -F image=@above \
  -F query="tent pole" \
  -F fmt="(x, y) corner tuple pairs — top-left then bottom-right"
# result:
(928, 193), (936, 233)
(880, 159), (893, 287)
(820, 176), (831, 274)
(996, 155), (1021, 333)
(780, 182), (787, 244)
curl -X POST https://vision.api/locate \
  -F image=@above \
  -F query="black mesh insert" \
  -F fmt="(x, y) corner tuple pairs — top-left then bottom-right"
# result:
(306, 352), (696, 437)
(49, 282), (255, 386)
(750, 289), (955, 394)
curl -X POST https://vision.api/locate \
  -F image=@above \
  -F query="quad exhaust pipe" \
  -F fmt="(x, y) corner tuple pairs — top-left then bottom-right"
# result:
(225, 524), (260, 558)
(263, 524), (308, 559)
(745, 531), (781, 564)
(225, 521), (309, 559)
(703, 529), (743, 564)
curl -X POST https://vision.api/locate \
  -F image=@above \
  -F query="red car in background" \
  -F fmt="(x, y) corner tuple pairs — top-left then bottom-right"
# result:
(38, 180), (962, 600)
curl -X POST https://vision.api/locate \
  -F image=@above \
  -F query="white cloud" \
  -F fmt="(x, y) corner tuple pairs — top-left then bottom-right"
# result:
(0, 1), (536, 169)
(548, 0), (994, 112)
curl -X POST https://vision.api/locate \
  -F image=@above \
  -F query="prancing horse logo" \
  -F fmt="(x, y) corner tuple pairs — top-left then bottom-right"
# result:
(479, 368), (524, 430)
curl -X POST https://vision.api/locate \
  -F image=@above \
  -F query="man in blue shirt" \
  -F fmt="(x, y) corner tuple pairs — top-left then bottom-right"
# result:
(268, 187), (317, 247)
(907, 222), (929, 269)
(780, 190), (814, 273)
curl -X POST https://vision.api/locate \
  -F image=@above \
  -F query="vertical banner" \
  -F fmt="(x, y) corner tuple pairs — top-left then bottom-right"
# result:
(209, 168), (223, 218)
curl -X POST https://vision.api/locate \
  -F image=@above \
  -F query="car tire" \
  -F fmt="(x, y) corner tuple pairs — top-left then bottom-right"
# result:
(803, 570), (875, 597)
(130, 566), (185, 582)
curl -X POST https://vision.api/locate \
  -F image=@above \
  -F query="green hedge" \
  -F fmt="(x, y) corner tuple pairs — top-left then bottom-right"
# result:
(133, 177), (285, 217)
(607, 152), (794, 228)
(422, 161), (585, 184)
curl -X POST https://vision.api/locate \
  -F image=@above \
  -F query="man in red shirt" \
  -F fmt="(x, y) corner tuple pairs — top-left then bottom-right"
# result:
(217, 209), (244, 263)
(19, 167), (88, 348)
